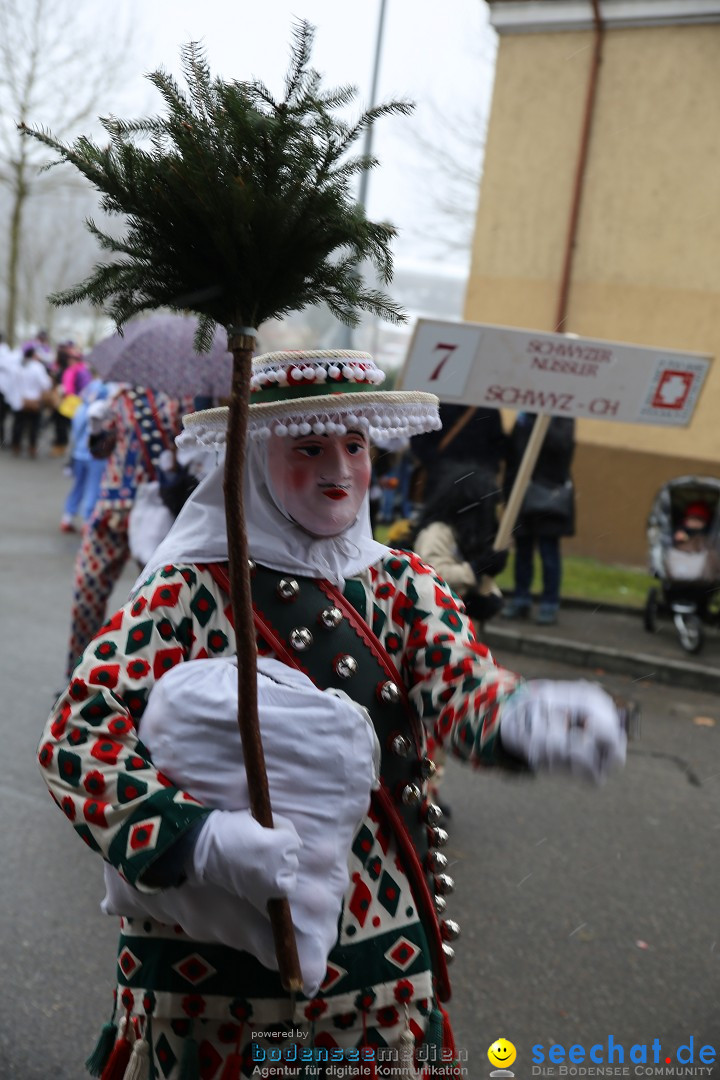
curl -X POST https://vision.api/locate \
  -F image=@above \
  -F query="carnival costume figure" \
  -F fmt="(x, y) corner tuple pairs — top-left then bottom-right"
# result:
(39, 351), (627, 1080)
(65, 385), (193, 680)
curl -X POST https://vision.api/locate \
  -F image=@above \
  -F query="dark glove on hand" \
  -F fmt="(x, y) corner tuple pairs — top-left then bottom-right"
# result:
(471, 548), (509, 578)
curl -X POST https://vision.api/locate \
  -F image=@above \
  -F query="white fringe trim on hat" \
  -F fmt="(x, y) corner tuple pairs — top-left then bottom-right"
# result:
(177, 391), (441, 451)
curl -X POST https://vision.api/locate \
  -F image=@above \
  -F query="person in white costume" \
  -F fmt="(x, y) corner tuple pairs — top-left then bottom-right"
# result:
(39, 351), (626, 1080)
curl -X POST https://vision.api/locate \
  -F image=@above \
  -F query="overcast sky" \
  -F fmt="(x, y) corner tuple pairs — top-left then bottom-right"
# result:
(110, 0), (498, 270)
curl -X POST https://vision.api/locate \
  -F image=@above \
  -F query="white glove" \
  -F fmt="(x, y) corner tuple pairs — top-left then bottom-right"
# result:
(500, 680), (627, 783)
(191, 809), (301, 911)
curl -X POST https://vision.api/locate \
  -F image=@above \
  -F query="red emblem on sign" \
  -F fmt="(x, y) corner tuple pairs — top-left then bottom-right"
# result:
(651, 370), (694, 410)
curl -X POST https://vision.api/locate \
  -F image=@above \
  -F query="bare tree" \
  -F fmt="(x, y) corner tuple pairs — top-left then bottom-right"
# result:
(400, 16), (497, 260)
(407, 100), (489, 257)
(0, 0), (135, 343)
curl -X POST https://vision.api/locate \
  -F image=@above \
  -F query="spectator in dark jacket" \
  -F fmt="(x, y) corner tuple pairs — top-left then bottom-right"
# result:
(411, 403), (507, 479)
(414, 459), (507, 623)
(502, 414), (575, 625)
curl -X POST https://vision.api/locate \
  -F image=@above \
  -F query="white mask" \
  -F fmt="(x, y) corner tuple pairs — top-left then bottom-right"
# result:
(266, 430), (371, 538)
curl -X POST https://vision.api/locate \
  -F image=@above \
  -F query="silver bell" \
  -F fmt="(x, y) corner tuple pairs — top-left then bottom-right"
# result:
(442, 943), (456, 964)
(401, 783), (422, 806)
(277, 577), (300, 601)
(419, 757), (437, 780)
(379, 680), (401, 705)
(319, 606), (343, 629)
(430, 827), (449, 848)
(289, 627), (313, 651)
(441, 919), (461, 942)
(247, 559), (256, 574)
(335, 654), (358, 679)
(434, 873), (455, 896)
(390, 734), (411, 757)
(434, 895), (447, 915)
(425, 803), (444, 825)
(426, 850), (448, 873)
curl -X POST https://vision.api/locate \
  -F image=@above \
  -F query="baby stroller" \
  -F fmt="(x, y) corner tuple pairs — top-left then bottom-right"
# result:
(644, 475), (720, 653)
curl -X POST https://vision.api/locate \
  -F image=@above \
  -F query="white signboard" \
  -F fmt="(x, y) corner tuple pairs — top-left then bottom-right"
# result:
(398, 319), (712, 427)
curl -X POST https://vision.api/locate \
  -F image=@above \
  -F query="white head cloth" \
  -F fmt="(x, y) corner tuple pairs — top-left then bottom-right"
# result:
(136, 438), (390, 589)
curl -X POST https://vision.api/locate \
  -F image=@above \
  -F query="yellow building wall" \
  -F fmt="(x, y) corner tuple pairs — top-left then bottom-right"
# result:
(465, 22), (720, 563)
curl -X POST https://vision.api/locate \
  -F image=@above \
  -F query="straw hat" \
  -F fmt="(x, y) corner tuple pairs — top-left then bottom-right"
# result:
(177, 349), (441, 449)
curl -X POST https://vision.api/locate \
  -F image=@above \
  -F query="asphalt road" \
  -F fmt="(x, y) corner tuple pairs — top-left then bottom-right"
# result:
(2, 444), (720, 1078)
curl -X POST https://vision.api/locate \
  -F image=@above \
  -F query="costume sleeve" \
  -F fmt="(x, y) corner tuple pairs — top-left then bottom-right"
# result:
(373, 552), (522, 768)
(37, 564), (233, 892)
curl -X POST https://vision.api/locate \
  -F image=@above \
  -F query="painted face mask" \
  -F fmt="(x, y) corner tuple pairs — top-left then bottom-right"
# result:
(267, 430), (371, 538)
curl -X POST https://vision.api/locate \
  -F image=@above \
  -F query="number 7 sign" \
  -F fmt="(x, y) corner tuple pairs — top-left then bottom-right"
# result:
(396, 321), (482, 396)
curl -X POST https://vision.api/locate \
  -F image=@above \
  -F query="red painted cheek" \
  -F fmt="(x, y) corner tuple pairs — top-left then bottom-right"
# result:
(287, 464), (313, 492)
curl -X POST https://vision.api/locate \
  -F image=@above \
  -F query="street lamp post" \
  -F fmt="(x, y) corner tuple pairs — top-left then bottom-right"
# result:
(339, 0), (388, 349)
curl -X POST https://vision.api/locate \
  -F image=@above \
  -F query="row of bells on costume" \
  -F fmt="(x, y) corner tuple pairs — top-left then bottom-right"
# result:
(260, 564), (460, 964)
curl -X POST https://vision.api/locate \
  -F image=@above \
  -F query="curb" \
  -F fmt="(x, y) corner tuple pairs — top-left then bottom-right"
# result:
(510, 593), (645, 617)
(559, 595), (644, 617)
(482, 623), (720, 694)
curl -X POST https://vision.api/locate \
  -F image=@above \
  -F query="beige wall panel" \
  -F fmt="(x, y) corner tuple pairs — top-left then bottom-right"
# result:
(463, 274), (561, 329)
(468, 31), (595, 301)
(572, 26), (720, 292)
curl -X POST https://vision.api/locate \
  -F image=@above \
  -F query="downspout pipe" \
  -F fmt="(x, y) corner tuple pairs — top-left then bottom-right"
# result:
(495, 2), (605, 551)
(554, 0), (605, 331)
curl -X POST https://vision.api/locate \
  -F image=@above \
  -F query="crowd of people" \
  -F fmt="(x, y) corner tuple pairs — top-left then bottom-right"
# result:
(1, 328), (214, 687)
(0, 329), (94, 461)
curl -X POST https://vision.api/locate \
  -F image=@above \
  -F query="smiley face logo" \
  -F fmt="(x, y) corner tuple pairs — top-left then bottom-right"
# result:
(488, 1039), (517, 1069)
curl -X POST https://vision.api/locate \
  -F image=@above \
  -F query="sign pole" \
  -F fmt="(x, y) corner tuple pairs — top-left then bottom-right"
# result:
(493, 413), (551, 551)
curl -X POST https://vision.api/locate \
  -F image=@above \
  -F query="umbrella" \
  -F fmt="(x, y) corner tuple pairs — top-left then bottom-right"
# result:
(88, 313), (233, 399)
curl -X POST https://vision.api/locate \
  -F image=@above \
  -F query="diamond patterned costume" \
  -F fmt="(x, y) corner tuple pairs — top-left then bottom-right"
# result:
(65, 387), (191, 679)
(40, 550), (520, 1076)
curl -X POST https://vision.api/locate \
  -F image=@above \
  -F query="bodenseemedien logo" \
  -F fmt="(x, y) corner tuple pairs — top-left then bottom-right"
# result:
(489, 1038), (518, 1078)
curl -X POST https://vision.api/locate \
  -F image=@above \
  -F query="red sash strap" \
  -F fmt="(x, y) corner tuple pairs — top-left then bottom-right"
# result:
(204, 560), (451, 1003)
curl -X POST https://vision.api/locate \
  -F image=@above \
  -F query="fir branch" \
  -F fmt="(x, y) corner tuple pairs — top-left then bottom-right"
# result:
(284, 20), (314, 103)
(19, 20), (413, 344)
(101, 114), (167, 140)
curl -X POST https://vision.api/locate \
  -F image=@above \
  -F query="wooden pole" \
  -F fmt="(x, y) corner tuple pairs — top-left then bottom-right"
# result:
(224, 329), (302, 993)
(493, 413), (551, 552)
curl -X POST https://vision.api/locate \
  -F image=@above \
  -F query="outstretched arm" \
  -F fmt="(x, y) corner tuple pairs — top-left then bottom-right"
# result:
(387, 552), (625, 782)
